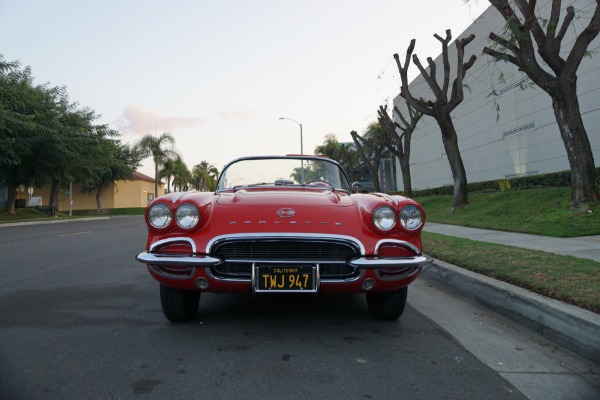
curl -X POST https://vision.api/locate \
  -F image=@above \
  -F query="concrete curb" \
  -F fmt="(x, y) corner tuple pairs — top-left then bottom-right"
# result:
(0, 217), (110, 228)
(421, 258), (600, 366)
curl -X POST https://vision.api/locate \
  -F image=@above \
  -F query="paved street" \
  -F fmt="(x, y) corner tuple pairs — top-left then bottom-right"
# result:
(0, 217), (597, 399)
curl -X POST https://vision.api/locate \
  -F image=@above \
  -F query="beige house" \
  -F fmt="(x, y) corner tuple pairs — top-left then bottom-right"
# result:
(25, 171), (165, 211)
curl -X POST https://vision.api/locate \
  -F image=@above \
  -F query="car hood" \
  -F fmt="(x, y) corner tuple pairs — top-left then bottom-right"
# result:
(216, 188), (354, 207)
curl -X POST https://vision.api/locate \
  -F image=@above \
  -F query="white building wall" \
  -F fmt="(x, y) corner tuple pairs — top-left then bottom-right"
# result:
(393, 0), (600, 191)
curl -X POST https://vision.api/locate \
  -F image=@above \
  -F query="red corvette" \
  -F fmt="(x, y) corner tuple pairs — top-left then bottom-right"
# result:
(136, 155), (431, 322)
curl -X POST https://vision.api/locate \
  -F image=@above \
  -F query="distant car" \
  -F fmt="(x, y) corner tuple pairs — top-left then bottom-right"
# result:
(136, 155), (431, 322)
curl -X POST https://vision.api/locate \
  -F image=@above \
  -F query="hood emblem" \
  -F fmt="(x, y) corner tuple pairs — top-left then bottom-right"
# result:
(276, 208), (296, 218)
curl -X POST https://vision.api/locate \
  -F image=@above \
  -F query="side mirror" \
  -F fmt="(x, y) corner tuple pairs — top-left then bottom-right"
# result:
(351, 182), (362, 193)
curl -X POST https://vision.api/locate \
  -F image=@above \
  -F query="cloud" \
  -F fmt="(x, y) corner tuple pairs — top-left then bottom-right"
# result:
(216, 109), (257, 121)
(113, 105), (204, 136)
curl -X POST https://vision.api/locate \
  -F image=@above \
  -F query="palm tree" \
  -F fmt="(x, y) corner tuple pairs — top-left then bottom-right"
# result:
(171, 158), (191, 192)
(192, 161), (219, 191)
(137, 132), (177, 198)
(158, 156), (179, 194)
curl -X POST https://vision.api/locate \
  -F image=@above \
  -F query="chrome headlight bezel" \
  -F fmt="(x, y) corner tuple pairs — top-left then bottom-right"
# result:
(372, 206), (397, 232)
(399, 205), (423, 230)
(147, 203), (172, 229)
(175, 203), (200, 229)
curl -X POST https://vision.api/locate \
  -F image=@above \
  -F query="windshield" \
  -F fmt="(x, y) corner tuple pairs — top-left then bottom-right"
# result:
(217, 157), (351, 192)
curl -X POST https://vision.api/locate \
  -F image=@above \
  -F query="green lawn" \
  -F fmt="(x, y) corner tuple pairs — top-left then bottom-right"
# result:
(422, 232), (600, 313)
(414, 187), (600, 313)
(415, 187), (600, 237)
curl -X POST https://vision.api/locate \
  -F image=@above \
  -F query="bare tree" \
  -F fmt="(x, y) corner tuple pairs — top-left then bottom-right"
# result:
(394, 30), (477, 206)
(350, 123), (387, 192)
(481, 0), (600, 207)
(377, 104), (423, 197)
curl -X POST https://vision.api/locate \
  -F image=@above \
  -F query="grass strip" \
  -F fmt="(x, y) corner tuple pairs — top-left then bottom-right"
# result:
(422, 232), (600, 314)
(416, 187), (600, 237)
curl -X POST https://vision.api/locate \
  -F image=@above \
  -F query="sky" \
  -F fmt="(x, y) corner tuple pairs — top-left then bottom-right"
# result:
(0, 0), (489, 177)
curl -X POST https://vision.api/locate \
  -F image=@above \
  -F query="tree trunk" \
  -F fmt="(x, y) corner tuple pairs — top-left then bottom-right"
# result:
(6, 181), (17, 214)
(438, 114), (468, 206)
(95, 187), (102, 212)
(49, 179), (60, 210)
(400, 156), (413, 197)
(370, 158), (382, 192)
(154, 161), (159, 199)
(551, 79), (600, 206)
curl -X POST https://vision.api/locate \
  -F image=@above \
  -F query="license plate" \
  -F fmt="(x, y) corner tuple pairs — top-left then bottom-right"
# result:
(254, 265), (318, 293)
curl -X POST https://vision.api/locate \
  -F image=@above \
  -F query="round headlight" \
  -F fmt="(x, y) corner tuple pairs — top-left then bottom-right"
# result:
(148, 203), (172, 228)
(400, 205), (423, 230)
(175, 203), (200, 229)
(373, 206), (396, 231)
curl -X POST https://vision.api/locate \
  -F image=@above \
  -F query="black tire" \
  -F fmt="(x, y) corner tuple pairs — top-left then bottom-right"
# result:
(160, 284), (200, 323)
(366, 287), (408, 321)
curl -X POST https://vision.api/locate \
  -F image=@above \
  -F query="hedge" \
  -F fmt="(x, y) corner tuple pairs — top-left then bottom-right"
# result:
(389, 167), (600, 197)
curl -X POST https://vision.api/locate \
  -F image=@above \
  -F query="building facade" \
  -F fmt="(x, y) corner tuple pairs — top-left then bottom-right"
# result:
(10, 171), (164, 212)
(393, 0), (600, 191)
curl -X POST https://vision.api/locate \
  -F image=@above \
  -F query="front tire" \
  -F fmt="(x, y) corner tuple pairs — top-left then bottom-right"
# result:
(366, 287), (408, 321)
(160, 284), (200, 323)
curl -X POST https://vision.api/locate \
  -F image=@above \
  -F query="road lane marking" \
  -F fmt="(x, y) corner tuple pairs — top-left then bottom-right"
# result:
(59, 231), (92, 237)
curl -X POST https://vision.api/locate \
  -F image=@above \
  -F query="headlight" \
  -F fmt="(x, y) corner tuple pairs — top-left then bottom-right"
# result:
(175, 204), (200, 229)
(400, 205), (423, 230)
(148, 203), (172, 228)
(372, 206), (396, 231)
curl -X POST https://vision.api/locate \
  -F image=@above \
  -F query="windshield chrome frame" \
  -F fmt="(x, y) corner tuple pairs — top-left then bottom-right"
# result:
(216, 155), (351, 193)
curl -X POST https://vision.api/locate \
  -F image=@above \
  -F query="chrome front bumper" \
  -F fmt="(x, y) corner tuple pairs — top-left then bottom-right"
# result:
(349, 255), (432, 269)
(135, 252), (221, 267)
(135, 251), (432, 270)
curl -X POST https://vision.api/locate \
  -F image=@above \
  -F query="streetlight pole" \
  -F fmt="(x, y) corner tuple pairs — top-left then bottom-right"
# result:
(279, 117), (304, 183)
(278, 117), (303, 155)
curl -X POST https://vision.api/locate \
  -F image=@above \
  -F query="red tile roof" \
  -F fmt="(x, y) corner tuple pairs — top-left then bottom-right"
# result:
(132, 171), (155, 182)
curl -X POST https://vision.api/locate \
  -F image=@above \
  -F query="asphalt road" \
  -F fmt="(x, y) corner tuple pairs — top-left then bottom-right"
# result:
(0, 217), (573, 399)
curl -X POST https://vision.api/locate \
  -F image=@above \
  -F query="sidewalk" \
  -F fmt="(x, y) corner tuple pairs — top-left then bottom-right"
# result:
(0, 216), (109, 228)
(420, 222), (600, 365)
(424, 222), (600, 262)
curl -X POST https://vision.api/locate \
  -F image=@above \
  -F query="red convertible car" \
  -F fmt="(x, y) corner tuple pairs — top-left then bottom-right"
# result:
(136, 155), (431, 322)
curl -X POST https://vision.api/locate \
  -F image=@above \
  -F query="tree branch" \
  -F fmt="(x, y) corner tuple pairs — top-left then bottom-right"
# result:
(435, 30), (452, 97)
(488, 32), (518, 52)
(546, 0), (561, 41)
(483, 46), (520, 67)
(393, 49), (433, 116)
(489, 0), (540, 64)
(555, 5), (575, 44)
(427, 57), (437, 86)
(448, 34), (476, 110)
(564, 2), (600, 77)
(393, 106), (410, 130)
(413, 53), (444, 101)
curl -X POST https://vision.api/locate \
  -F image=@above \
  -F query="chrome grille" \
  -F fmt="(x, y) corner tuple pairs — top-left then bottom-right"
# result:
(212, 239), (358, 261)
(210, 239), (360, 280)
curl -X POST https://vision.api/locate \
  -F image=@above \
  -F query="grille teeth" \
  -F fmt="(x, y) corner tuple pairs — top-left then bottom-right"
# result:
(210, 239), (361, 280)
(212, 240), (357, 261)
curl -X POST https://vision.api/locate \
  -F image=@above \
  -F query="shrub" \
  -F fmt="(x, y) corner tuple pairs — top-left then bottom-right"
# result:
(498, 179), (511, 192)
(401, 167), (600, 197)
